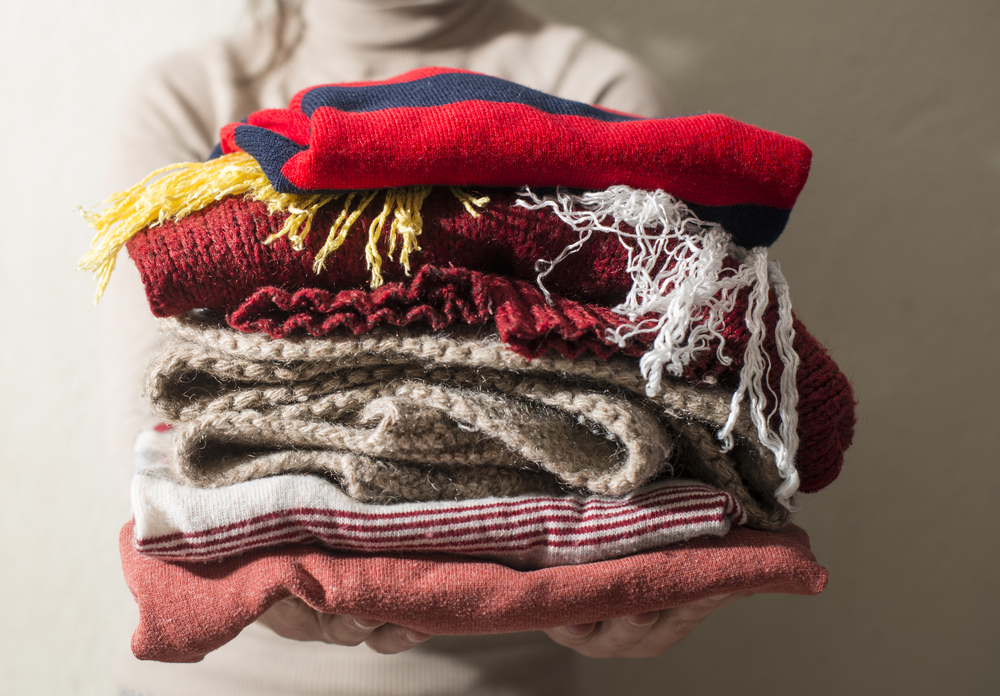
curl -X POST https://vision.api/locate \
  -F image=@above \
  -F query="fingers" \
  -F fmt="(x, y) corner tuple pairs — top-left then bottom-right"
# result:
(544, 611), (661, 658)
(364, 624), (434, 655)
(257, 597), (330, 642)
(543, 592), (748, 659)
(634, 595), (737, 655)
(257, 597), (432, 652)
(317, 613), (388, 646)
(542, 621), (598, 648)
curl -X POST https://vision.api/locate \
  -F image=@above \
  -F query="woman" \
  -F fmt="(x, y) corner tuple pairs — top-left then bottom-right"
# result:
(105, 3), (735, 694)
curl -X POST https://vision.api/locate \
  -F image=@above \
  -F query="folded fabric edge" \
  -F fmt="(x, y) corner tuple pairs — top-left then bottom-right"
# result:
(121, 521), (827, 663)
(131, 462), (746, 567)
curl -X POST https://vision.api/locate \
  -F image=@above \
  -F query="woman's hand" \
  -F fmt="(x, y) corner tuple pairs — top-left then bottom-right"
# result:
(256, 597), (433, 654)
(542, 592), (748, 658)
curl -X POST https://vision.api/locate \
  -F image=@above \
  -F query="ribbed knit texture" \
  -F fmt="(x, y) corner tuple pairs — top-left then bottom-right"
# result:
(147, 314), (793, 529)
(229, 265), (637, 360)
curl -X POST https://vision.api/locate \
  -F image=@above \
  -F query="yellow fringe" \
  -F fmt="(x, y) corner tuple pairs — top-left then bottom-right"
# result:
(78, 150), (490, 301)
(450, 188), (491, 217)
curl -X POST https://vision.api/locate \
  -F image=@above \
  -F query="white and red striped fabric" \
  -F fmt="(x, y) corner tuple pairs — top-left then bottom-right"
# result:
(132, 425), (747, 569)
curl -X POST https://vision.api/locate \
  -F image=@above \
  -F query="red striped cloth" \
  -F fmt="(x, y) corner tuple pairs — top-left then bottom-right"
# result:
(218, 67), (811, 248)
(132, 426), (746, 568)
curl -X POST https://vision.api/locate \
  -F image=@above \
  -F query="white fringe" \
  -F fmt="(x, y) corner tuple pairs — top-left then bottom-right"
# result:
(516, 186), (800, 509)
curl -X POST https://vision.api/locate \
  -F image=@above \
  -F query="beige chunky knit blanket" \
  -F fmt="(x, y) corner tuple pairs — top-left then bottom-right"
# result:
(146, 313), (790, 529)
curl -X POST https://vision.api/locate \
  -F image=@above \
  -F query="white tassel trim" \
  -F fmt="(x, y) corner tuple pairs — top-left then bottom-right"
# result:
(517, 186), (800, 510)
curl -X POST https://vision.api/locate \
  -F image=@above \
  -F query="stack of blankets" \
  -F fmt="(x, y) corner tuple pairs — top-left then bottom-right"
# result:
(81, 68), (854, 663)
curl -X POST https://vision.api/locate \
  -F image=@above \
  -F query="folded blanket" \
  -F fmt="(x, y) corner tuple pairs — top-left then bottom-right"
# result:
(132, 425), (747, 568)
(125, 197), (854, 493)
(148, 313), (790, 529)
(121, 519), (828, 663)
(81, 68), (856, 510)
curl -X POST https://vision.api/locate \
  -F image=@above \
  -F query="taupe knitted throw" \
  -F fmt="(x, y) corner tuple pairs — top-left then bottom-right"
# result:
(147, 313), (789, 529)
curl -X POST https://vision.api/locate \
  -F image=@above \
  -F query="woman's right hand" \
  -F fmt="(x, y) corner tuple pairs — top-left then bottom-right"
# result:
(256, 597), (434, 654)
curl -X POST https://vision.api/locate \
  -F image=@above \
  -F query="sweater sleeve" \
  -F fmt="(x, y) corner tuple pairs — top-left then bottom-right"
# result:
(100, 48), (242, 494)
(107, 52), (235, 188)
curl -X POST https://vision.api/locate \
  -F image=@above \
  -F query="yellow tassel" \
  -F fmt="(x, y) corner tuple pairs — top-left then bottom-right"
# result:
(265, 193), (339, 250)
(77, 150), (332, 302)
(79, 150), (491, 301)
(312, 191), (378, 273)
(364, 190), (396, 288)
(396, 186), (432, 274)
(364, 186), (433, 288)
(450, 188), (490, 217)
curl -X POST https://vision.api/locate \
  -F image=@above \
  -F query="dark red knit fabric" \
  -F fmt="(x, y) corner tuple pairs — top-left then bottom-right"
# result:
(229, 265), (639, 361)
(127, 189), (634, 318)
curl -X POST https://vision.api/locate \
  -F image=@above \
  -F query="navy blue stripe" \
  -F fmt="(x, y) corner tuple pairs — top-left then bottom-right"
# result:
(685, 202), (790, 248)
(298, 72), (641, 123)
(233, 125), (310, 194)
(233, 124), (791, 245)
(208, 117), (248, 161)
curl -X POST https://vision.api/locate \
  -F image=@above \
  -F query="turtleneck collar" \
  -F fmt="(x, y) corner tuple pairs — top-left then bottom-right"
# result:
(301, 0), (506, 50)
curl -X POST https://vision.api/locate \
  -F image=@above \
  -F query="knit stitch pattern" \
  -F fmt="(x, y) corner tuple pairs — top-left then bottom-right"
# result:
(219, 67), (811, 247)
(147, 314), (792, 529)
(228, 265), (637, 361)
(126, 189), (635, 317)
(127, 193), (854, 492)
(132, 425), (747, 568)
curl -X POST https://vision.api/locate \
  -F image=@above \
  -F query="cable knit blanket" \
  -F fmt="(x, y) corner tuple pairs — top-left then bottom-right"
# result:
(148, 313), (791, 528)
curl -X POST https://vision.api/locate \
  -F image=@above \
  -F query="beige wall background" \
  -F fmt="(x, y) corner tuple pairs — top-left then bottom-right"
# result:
(1, 1), (996, 694)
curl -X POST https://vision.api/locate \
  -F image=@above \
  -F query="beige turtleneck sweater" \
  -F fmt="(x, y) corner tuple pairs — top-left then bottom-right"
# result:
(107, 2), (670, 694)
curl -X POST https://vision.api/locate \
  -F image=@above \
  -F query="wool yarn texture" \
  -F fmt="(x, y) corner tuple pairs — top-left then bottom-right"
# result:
(132, 424), (747, 568)
(117, 193), (854, 494)
(148, 313), (792, 529)
(76, 68), (855, 663)
(79, 69), (856, 505)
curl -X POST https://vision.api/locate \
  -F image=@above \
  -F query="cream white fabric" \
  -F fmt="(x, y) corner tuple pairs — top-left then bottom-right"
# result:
(131, 426), (744, 567)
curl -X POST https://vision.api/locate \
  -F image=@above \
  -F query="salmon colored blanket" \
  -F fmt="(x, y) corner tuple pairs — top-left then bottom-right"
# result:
(121, 521), (827, 663)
